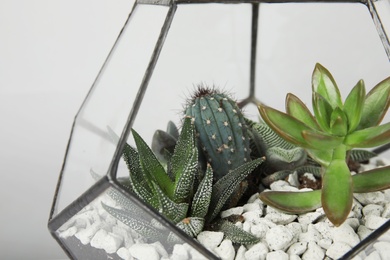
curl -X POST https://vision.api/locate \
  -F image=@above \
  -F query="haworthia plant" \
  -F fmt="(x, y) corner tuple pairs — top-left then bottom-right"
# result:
(103, 117), (265, 245)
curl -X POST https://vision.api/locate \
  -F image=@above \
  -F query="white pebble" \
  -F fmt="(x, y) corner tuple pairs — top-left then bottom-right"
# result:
(270, 180), (299, 191)
(298, 211), (324, 231)
(357, 225), (373, 241)
(76, 222), (104, 245)
(344, 218), (360, 231)
(117, 247), (132, 260)
(243, 210), (263, 224)
(245, 242), (269, 260)
(287, 242), (307, 255)
(332, 223), (360, 247)
(313, 222), (332, 240)
(362, 204), (384, 217)
(183, 243), (208, 260)
(247, 193), (261, 204)
(318, 238), (333, 250)
(250, 223), (269, 238)
(286, 222), (303, 241)
(365, 215), (388, 229)
(214, 240), (235, 260)
(59, 226), (78, 239)
(287, 171), (300, 187)
(373, 241), (390, 260)
(170, 244), (189, 260)
(289, 254), (302, 260)
(299, 224), (323, 244)
(354, 192), (385, 205)
(301, 241), (324, 260)
(90, 229), (123, 254)
(325, 242), (351, 259)
(266, 225), (295, 251)
(243, 202), (262, 213)
(382, 203), (390, 218)
(197, 231), (224, 251)
(365, 250), (382, 260)
(265, 207), (297, 225)
(235, 245), (247, 260)
(220, 206), (244, 218)
(151, 241), (168, 258)
(266, 250), (289, 260)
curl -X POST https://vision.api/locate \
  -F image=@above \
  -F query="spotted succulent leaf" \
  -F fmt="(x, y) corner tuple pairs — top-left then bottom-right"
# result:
(132, 129), (174, 198)
(176, 217), (205, 238)
(349, 149), (376, 162)
(171, 117), (198, 202)
(101, 202), (166, 242)
(152, 181), (189, 223)
(207, 157), (265, 222)
(190, 163), (213, 218)
(266, 147), (307, 171)
(213, 219), (259, 245)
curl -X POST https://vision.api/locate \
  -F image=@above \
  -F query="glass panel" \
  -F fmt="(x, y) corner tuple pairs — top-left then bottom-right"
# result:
(131, 3), (253, 145)
(54, 184), (214, 259)
(53, 4), (170, 217)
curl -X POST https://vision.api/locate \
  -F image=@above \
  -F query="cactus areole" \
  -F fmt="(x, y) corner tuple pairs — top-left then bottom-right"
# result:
(185, 86), (252, 181)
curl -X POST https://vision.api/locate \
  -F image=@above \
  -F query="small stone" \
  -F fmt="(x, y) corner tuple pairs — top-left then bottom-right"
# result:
(286, 222), (303, 241)
(243, 202), (262, 213)
(365, 215), (388, 229)
(243, 221), (251, 233)
(313, 222), (332, 240)
(332, 223), (360, 247)
(170, 244), (189, 260)
(91, 229), (123, 254)
(344, 218), (360, 231)
(299, 224), (323, 244)
(318, 238), (333, 250)
(183, 243), (208, 260)
(289, 255), (302, 260)
(287, 171), (300, 187)
(245, 242), (269, 260)
(265, 207), (297, 225)
(354, 192), (385, 205)
(243, 210), (263, 224)
(197, 231), (224, 251)
(76, 222), (104, 245)
(382, 203), (390, 218)
(266, 250), (289, 260)
(270, 180), (299, 191)
(214, 239), (235, 260)
(151, 241), (168, 258)
(117, 247), (132, 260)
(129, 244), (160, 260)
(357, 225), (373, 241)
(373, 241), (390, 260)
(365, 251), (381, 260)
(250, 223), (269, 238)
(301, 241), (324, 260)
(298, 211), (324, 231)
(59, 226), (78, 239)
(221, 206), (244, 218)
(247, 193), (261, 204)
(266, 225), (295, 251)
(235, 245), (247, 260)
(362, 204), (384, 217)
(287, 242), (307, 255)
(326, 242), (352, 259)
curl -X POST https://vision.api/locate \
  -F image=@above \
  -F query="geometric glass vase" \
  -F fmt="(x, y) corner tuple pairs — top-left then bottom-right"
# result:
(48, 0), (390, 259)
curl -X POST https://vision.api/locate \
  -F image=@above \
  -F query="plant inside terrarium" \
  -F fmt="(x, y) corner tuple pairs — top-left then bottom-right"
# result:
(258, 63), (390, 226)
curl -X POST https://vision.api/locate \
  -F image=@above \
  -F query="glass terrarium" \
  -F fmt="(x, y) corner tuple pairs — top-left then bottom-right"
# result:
(48, 0), (390, 259)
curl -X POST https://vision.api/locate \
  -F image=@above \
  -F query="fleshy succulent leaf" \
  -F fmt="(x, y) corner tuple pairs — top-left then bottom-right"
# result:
(132, 129), (174, 197)
(265, 147), (307, 171)
(258, 105), (312, 148)
(176, 217), (205, 238)
(213, 219), (260, 245)
(329, 107), (348, 136)
(151, 130), (177, 164)
(343, 80), (366, 132)
(344, 122), (390, 148)
(152, 181), (189, 223)
(122, 142), (159, 208)
(166, 120), (179, 140)
(301, 130), (344, 150)
(259, 190), (322, 214)
(321, 160), (353, 226)
(190, 164), (213, 218)
(207, 158), (265, 223)
(312, 63), (343, 109)
(312, 92), (333, 133)
(101, 203), (165, 242)
(358, 76), (390, 129)
(353, 165), (390, 193)
(171, 117), (198, 202)
(245, 118), (296, 150)
(286, 93), (320, 130)
(349, 149), (376, 163)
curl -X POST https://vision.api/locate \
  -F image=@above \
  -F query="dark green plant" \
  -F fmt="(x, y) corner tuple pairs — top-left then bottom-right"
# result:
(103, 117), (265, 245)
(258, 63), (390, 226)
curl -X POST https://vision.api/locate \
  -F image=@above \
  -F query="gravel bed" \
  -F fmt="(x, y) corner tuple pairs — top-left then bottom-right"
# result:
(58, 157), (390, 260)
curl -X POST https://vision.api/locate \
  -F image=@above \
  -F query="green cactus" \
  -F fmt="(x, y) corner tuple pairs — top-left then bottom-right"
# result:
(184, 86), (252, 181)
(102, 117), (265, 246)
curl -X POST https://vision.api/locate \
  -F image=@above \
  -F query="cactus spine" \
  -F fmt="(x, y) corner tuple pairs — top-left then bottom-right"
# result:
(185, 87), (251, 181)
